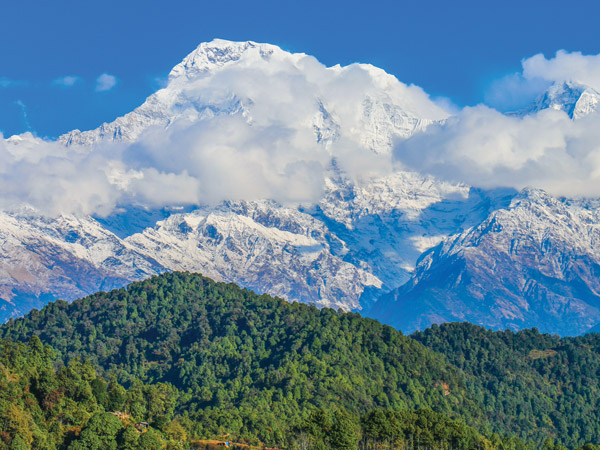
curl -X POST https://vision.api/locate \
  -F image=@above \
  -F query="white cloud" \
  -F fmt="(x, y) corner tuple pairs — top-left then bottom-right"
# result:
(0, 46), (457, 217)
(485, 50), (600, 112)
(95, 73), (118, 92)
(396, 49), (600, 198)
(0, 116), (334, 216)
(0, 133), (122, 216)
(395, 105), (600, 198)
(484, 73), (550, 112)
(522, 50), (600, 89)
(53, 75), (82, 87)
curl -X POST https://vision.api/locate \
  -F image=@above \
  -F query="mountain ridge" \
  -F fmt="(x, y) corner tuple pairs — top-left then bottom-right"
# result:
(510, 80), (600, 119)
(369, 188), (600, 335)
(3, 40), (600, 335)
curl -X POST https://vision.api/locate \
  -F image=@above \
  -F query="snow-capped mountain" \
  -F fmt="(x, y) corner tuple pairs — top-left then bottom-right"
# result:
(125, 201), (384, 310)
(1, 40), (461, 321)
(513, 81), (600, 119)
(0, 209), (163, 319)
(4, 40), (600, 335)
(369, 189), (600, 335)
(59, 39), (448, 153)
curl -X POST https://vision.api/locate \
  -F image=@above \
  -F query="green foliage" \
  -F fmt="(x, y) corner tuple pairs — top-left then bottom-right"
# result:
(359, 408), (494, 450)
(67, 413), (122, 450)
(295, 408), (360, 450)
(294, 408), (533, 450)
(0, 338), (182, 450)
(0, 272), (482, 442)
(413, 323), (600, 447)
(3, 273), (600, 448)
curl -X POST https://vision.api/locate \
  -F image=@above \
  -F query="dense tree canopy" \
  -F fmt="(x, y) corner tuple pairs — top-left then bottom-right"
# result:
(0, 273), (482, 443)
(413, 323), (600, 446)
(0, 337), (183, 450)
(2, 272), (600, 449)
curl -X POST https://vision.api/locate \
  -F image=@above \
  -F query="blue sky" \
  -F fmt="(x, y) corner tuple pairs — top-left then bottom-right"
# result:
(1, 0), (599, 138)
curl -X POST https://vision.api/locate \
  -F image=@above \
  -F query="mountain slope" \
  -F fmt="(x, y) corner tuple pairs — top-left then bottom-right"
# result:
(0, 337), (529, 450)
(124, 201), (382, 309)
(0, 272), (485, 441)
(0, 337), (182, 450)
(413, 322), (600, 445)
(369, 189), (600, 335)
(4, 273), (600, 447)
(0, 177), (495, 322)
(0, 210), (164, 320)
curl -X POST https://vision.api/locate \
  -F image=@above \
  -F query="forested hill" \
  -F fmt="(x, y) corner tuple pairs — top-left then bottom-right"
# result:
(413, 323), (600, 445)
(0, 337), (186, 449)
(2, 272), (600, 448)
(0, 272), (482, 443)
(0, 336), (524, 450)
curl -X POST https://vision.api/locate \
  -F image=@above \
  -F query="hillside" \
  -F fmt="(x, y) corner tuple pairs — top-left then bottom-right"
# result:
(0, 338), (530, 450)
(0, 337), (184, 450)
(2, 273), (600, 447)
(413, 322), (600, 445)
(0, 272), (481, 443)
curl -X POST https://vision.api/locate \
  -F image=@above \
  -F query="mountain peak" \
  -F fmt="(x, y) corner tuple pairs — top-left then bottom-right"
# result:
(538, 81), (598, 118)
(168, 39), (298, 81)
(514, 80), (600, 119)
(58, 39), (448, 149)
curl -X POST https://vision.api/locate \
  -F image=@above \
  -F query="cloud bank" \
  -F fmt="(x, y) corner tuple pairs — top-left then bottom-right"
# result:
(523, 50), (600, 89)
(396, 51), (600, 197)
(0, 45), (452, 217)
(396, 106), (600, 197)
(485, 50), (600, 111)
(0, 115), (384, 216)
(6, 47), (600, 217)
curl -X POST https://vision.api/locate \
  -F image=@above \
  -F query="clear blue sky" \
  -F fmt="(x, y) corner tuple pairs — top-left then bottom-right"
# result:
(1, 0), (599, 138)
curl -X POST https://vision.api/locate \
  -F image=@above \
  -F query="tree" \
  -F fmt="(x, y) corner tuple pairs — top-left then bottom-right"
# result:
(137, 429), (164, 450)
(118, 425), (140, 450)
(8, 435), (28, 450)
(68, 412), (122, 450)
(330, 409), (360, 450)
(164, 420), (187, 442)
(108, 377), (127, 412)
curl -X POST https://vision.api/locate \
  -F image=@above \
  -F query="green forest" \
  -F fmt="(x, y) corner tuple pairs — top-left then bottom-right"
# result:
(0, 337), (185, 450)
(1, 272), (600, 450)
